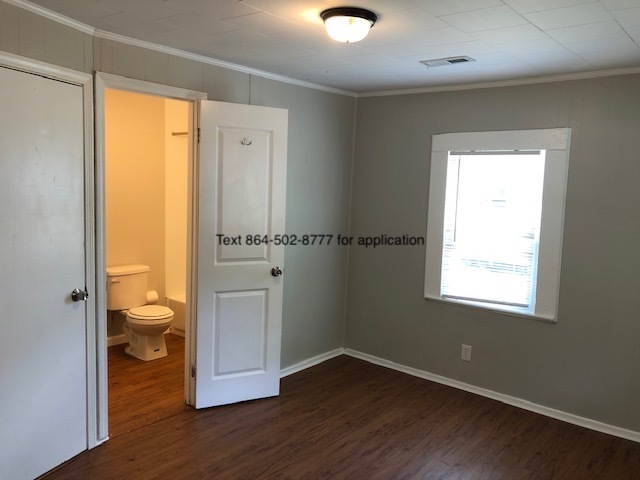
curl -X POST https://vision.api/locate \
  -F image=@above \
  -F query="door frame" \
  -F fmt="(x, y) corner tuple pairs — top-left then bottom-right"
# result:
(94, 72), (207, 444)
(0, 51), (96, 447)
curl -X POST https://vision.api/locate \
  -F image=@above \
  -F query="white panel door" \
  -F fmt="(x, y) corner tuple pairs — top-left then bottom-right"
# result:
(196, 101), (287, 408)
(0, 67), (87, 478)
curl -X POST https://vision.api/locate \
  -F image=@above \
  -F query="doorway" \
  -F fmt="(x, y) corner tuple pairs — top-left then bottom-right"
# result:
(104, 88), (191, 437)
(95, 72), (288, 444)
(95, 72), (207, 442)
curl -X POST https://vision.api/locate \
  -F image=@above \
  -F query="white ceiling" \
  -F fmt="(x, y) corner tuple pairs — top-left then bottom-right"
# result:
(22, 0), (640, 93)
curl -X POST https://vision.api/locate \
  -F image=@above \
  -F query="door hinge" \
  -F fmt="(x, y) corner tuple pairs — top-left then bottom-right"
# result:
(191, 365), (197, 377)
(197, 127), (201, 143)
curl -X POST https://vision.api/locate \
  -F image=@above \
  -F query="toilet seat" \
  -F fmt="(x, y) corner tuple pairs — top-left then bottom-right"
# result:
(127, 305), (174, 325)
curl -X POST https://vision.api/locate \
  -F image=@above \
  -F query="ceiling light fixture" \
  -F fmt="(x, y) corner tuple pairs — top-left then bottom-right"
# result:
(320, 7), (377, 43)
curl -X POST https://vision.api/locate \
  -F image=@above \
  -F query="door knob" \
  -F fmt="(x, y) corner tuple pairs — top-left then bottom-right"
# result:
(71, 288), (89, 302)
(271, 267), (283, 277)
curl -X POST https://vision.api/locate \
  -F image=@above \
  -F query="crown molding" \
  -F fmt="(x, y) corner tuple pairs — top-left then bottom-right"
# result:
(4, 0), (357, 98)
(4, 0), (95, 34)
(93, 29), (356, 97)
(358, 67), (640, 98)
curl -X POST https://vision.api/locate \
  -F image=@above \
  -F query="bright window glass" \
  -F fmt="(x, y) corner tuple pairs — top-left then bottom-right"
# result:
(441, 151), (545, 314)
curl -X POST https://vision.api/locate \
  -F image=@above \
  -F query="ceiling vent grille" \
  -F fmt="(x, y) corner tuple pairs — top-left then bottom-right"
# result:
(420, 56), (476, 68)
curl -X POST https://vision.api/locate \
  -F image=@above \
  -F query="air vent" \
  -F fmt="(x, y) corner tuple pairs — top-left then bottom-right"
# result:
(420, 56), (476, 68)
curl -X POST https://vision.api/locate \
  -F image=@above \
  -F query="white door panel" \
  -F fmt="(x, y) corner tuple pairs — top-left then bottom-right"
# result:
(196, 101), (287, 408)
(0, 66), (87, 479)
(215, 289), (267, 375)
(216, 126), (273, 262)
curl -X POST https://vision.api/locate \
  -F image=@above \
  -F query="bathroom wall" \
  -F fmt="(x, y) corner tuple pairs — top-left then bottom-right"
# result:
(105, 92), (189, 340)
(164, 99), (189, 300)
(105, 89), (166, 301)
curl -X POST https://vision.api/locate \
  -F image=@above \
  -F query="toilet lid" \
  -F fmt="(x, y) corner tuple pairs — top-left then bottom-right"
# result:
(127, 305), (174, 321)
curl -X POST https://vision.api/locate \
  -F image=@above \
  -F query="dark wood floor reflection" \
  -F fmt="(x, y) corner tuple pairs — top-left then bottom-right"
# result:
(48, 355), (640, 479)
(108, 333), (189, 438)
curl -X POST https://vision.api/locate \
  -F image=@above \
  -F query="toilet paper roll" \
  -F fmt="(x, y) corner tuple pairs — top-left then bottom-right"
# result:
(146, 290), (159, 305)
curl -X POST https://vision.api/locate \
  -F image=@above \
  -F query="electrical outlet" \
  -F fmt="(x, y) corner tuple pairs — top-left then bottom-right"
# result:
(461, 344), (472, 362)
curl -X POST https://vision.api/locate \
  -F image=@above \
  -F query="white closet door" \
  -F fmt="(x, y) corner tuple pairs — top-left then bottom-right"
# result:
(0, 65), (87, 480)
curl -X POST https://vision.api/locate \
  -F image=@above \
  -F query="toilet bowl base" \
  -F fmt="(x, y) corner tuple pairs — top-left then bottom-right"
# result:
(124, 325), (169, 361)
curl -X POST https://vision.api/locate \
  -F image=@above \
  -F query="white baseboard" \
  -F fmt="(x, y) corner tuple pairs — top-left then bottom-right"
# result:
(168, 327), (185, 338)
(107, 330), (175, 347)
(280, 348), (345, 378)
(345, 348), (640, 444)
(106, 334), (127, 347)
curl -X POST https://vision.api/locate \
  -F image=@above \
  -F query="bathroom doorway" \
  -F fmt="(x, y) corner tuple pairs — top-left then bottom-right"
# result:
(100, 79), (202, 439)
(94, 72), (287, 444)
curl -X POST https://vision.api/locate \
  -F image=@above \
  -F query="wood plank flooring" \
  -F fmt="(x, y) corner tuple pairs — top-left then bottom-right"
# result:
(47, 355), (640, 479)
(108, 333), (189, 438)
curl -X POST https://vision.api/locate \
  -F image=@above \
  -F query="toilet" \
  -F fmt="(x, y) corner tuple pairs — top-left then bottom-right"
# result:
(106, 264), (174, 361)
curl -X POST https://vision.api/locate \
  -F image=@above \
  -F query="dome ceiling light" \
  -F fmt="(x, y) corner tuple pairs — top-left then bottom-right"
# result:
(320, 7), (378, 43)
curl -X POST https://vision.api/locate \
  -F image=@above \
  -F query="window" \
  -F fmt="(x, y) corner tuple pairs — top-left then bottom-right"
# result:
(424, 129), (571, 321)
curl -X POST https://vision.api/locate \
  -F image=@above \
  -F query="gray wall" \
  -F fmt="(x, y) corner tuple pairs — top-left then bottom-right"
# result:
(0, 2), (92, 72)
(0, 1), (355, 369)
(347, 75), (640, 432)
(251, 77), (355, 366)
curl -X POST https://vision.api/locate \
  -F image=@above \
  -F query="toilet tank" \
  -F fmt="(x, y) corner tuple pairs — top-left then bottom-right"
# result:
(106, 264), (150, 311)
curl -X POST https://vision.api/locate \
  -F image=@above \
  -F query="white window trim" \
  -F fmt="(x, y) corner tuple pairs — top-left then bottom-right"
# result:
(424, 128), (571, 322)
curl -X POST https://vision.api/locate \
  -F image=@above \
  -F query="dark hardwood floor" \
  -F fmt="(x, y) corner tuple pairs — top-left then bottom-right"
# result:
(47, 354), (640, 479)
(108, 333), (189, 438)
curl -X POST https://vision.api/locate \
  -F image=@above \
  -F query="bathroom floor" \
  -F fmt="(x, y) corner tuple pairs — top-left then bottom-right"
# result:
(108, 333), (191, 438)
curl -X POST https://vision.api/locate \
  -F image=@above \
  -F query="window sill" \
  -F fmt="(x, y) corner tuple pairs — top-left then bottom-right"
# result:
(425, 294), (557, 323)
